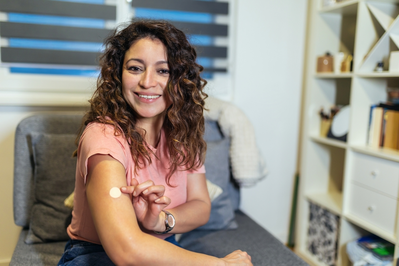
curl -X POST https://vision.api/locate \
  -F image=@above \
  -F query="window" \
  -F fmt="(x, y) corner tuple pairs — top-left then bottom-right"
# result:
(0, 0), (234, 105)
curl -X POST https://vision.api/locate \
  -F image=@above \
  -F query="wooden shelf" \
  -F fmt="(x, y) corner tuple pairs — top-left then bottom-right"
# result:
(351, 145), (399, 163)
(314, 73), (353, 78)
(319, 0), (358, 15)
(305, 192), (343, 216)
(310, 135), (348, 149)
(357, 72), (399, 78)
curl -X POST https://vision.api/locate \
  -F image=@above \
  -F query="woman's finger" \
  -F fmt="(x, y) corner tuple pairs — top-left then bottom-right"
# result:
(142, 185), (165, 198)
(154, 196), (171, 206)
(120, 185), (135, 194)
(133, 180), (155, 197)
(131, 178), (139, 187)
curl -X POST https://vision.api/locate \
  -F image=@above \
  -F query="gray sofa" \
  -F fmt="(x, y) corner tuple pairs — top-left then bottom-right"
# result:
(10, 113), (307, 266)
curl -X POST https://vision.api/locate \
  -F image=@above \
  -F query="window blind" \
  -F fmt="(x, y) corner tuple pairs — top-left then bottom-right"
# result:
(0, 0), (116, 76)
(131, 0), (230, 76)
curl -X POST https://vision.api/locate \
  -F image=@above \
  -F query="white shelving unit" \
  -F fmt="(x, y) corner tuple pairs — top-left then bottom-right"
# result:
(296, 0), (399, 265)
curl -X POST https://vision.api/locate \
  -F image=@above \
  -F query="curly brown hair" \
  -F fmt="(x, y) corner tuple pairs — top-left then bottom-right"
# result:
(80, 19), (208, 185)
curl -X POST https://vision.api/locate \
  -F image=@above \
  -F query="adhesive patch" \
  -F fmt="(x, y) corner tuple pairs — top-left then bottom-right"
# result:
(110, 187), (122, 198)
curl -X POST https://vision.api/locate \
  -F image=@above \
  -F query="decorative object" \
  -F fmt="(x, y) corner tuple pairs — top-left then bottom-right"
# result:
(340, 54), (353, 72)
(327, 105), (350, 142)
(318, 106), (340, 137)
(375, 61), (384, 72)
(334, 52), (345, 73)
(317, 52), (334, 73)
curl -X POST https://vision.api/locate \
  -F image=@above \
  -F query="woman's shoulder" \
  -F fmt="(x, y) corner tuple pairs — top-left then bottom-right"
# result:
(82, 121), (126, 143)
(85, 121), (114, 135)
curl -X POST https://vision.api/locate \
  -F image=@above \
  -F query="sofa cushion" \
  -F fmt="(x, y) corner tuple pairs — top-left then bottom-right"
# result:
(180, 210), (309, 266)
(197, 137), (237, 230)
(25, 133), (76, 244)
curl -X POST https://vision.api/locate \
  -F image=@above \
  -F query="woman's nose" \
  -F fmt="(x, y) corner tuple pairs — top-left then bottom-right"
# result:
(139, 69), (157, 89)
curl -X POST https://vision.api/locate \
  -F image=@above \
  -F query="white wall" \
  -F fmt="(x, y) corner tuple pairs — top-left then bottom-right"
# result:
(233, 0), (308, 242)
(0, 0), (308, 263)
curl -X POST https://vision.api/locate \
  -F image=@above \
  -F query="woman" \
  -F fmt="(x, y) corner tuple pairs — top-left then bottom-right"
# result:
(58, 20), (252, 266)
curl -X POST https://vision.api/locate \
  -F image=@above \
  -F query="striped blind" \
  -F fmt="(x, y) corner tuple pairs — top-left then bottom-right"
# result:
(0, 0), (230, 79)
(131, 0), (230, 77)
(0, 0), (116, 76)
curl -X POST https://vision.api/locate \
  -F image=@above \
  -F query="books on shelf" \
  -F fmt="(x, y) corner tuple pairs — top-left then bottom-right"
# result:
(367, 103), (399, 150)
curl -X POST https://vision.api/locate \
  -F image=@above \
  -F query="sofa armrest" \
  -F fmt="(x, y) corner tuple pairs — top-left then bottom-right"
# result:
(179, 210), (308, 266)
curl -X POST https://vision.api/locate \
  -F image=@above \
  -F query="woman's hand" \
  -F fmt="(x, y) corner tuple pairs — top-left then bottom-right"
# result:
(121, 178), (171, 232)
(221, 250), (252, 266)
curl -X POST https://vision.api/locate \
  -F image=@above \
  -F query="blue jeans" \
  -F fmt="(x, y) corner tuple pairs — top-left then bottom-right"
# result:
(58, 235), (181, 266)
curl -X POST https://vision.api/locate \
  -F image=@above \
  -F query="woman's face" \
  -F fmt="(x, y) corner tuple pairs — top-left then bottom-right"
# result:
(122, 37), (171, 124)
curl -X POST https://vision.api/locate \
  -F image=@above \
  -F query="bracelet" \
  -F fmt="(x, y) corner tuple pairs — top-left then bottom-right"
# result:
(154, 210), (175, 234)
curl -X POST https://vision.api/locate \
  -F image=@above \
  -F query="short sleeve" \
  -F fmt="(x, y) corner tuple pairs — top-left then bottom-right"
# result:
(78, 123), (129, 184)
(187, 164), (206, 174)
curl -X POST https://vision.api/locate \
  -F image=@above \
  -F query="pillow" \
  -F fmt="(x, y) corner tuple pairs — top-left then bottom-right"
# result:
(25, 133), (76, 244)
(206, 179), (223, 201)
(64, 192), (74, 210)
(197, 137), (237, 230)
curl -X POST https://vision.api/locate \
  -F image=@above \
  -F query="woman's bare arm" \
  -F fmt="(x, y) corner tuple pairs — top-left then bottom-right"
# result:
(86, 154), (228, 266)
(166, 172), (211, 233)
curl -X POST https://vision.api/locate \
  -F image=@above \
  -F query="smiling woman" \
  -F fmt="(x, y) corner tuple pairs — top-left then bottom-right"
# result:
(57, 20), (253, 266)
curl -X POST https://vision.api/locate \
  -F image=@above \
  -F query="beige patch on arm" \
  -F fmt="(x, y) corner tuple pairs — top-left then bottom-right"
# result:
(110, 187), (122, 198)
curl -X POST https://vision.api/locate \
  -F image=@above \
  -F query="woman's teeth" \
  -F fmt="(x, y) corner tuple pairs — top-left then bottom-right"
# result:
(139, 94), (160, 99)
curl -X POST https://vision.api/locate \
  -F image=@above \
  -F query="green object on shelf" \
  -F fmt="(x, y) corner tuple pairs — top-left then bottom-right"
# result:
(358, 235), (394, 261)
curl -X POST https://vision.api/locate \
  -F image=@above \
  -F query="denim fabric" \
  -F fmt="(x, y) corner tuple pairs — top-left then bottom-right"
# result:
(58, 235), (180, 265)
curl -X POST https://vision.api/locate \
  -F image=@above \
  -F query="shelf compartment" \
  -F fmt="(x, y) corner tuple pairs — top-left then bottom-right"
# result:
(358, 4), (399, 72)
(306, 191), (343, 215)
(311, 135), (348, 149)
(351, 144), (399, 163)
(358, 30), (394, 72)
(367, 2), (399, 31)
(314, 2), (357, 67)
(337, 219), (370, 266)
(320, 0), (359, 15)
(302, 143), (345, 215)
(344, 212), (397, 243)
(348, 77), (388, 146)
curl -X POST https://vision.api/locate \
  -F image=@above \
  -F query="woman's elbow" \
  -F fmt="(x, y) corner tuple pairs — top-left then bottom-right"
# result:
(105, 239), (143, 266)
(198, 201), (212, 226)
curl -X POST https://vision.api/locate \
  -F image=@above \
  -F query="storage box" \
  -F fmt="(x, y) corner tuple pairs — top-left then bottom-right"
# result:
(307, 202), (340, 265)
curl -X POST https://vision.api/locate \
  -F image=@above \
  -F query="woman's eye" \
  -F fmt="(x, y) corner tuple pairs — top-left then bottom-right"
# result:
(127, 66), (142, 72)
(159, 69), (170, 75)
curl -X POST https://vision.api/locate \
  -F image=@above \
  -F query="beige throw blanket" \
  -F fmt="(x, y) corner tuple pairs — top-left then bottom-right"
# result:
(204, 96), (268, 187)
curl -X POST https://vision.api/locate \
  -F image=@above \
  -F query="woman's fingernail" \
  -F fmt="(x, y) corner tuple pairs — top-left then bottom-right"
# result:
(143, 189), (148, 195)
(155, 198), (160, 203)
(121, 187), (126, 192)
(133, 191), (137, 197)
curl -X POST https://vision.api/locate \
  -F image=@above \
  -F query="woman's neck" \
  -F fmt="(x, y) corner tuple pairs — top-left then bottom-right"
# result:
(136, 116), (164, 148)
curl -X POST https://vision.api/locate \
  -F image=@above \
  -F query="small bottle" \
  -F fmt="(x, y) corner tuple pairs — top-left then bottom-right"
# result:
(375, 62), (384, 72)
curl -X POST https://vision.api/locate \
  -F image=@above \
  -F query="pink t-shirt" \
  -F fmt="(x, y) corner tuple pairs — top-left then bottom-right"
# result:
(67, 122), (205, 244)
